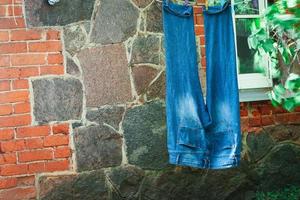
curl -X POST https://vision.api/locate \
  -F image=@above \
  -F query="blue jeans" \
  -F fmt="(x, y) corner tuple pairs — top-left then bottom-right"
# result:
(162, 0), (241, 169)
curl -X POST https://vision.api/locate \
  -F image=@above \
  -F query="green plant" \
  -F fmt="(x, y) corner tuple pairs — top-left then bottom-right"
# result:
(256, 185), (300, 200)
(248, 0), (300, 111)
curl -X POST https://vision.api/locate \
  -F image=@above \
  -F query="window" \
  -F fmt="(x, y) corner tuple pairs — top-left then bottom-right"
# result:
(231, 0), (273, 101)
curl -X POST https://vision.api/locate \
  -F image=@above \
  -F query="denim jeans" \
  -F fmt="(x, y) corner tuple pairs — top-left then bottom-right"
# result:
(162, 0), (241, 169)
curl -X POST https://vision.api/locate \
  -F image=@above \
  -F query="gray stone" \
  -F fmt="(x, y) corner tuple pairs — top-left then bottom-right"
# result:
(74, 125), (122, 171)
(77, 44), (132, 107)
(131, 34), (160, 65)
(146, 71), (165, 100)
(266, 124), (300, 144)
(25, 0), (95, 27)
(253, 144), (300, 191)
(39, 170), (108, 200)
(122, 100), (168, 169)
(132, 65), (159, 95)
(63, 24), (87, 55)
(66, 57), (80, 76)
(105, 165), (145, 199)
(140, 168), (251, 200)
(246, 129), (275, 162)
(32, 77), (83, 123)
(146, 2), (163, 33)
(132, 0), (153, 8)
(90, 0), (139, 44)
(86, 106), (125, 130)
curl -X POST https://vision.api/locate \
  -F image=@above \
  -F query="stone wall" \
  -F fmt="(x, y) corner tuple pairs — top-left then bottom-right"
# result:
(0, 0), (299, 199)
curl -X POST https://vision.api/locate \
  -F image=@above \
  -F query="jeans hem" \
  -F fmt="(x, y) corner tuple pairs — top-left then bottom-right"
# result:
(169, 152), (240, 169)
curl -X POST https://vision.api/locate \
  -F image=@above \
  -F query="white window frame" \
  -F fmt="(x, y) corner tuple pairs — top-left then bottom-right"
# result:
(231, 0), (273, 102)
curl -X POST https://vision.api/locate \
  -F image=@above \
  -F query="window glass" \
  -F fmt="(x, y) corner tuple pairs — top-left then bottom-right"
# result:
(236, 18), (262, 74)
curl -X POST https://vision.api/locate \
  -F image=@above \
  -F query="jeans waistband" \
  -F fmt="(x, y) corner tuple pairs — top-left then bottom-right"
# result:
(163, 0), (193, 17)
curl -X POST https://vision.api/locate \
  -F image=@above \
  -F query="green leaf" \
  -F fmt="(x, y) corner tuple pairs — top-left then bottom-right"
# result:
(247, 36), (259, 49)
(283, 98), (295, 111)
(268, 91), (281, 107)
(274, 83), (286, 95)
(285, 73), (300, 91)
(262, 39), (275, 52)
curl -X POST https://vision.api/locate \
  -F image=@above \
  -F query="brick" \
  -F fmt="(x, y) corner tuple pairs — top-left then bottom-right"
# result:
(193, 6), (203, 14)
(196, 15), (204, 25)
(7, 5), (23, 16)
(240, 109), (248, 117)
(0, 80), (10, 91)
(16, 175), (35, 186)
(11, 54), (46, 66)
(0, 128), (14, 140)
(44, 135), (69, 147)
(199, 36), (205, 45)
(13, 102), (30, 114)
(0, 186), (36, 200)
(19, 66), (39, 78)
(0, 55), (10, 67)
(47, 53), (63, 64)
(16, 125), (50, 138)
(0, 90), (29, 104)
(28, 162), (45, 173)
(0, 104), (12, 116)
(0, 177), (17, 189)
(0, 0), (12, 5)
(0, 153), (16, 164)
(0, 31), (9, 42)
(0, 18), (25, 29)
(45, 159), (69, 172)
(46, 30), (61, 40)
(288, 112), (300, 123)
(54, 146), (71, 158)
(25, 138), (43, 149)
(261, 115), (274, 126)
(259, 105), (273, 115)
(201, 57), (206, 67)
(40, 65), (64, 75)
(0, 164), (27, 176)
(18, 149), (53, 162)
(0, 139), (25, 152)
(249, 116), (262, 127)
(274, 113), (289, 124)
(12, 79), (29, 90)
(200, 47), (206, 57)
(194, 25), (205, 35)
(0, 5), (6, 17)
(0, 114), (31, 127)
(28, 41), (62, 52)
(0, 67), (20, 79)
(52, 123), (69, 134)
(11, 29), (42, 41)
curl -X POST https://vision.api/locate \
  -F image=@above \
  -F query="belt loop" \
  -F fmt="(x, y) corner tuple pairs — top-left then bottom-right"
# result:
(176, 153), (181, 164)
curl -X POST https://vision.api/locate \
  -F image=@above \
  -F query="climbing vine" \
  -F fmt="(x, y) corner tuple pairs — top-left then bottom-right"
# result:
(248, 0), (300, 111)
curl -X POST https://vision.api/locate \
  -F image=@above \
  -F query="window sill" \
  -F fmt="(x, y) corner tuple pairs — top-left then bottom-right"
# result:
(239, 87), (271, 102)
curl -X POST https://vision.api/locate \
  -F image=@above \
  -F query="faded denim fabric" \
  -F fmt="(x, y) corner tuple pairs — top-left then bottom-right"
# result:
(162, 0), (241, 169)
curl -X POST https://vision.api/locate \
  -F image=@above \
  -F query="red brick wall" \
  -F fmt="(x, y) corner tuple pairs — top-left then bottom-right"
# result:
(193, 0), (300, 133)
(0, 0), (72, 199)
